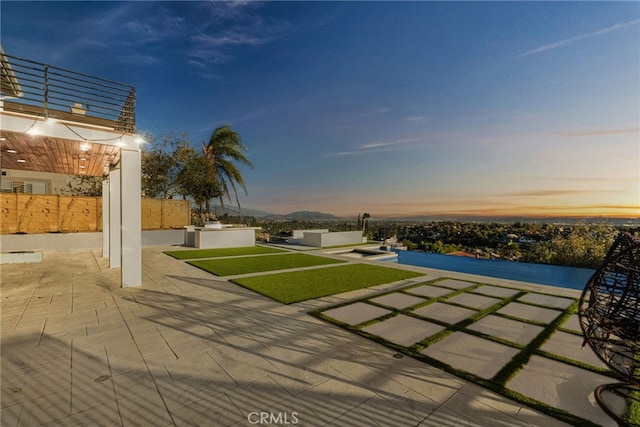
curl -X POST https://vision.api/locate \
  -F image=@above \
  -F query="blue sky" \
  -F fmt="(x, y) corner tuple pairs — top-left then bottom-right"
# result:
(2, 1), (639, 218)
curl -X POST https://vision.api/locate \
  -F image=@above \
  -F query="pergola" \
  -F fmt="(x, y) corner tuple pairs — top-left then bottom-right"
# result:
(0, 47), (142, 287)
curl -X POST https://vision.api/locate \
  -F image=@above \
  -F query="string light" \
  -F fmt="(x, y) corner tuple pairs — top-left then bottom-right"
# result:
(21, 118), (144, 146)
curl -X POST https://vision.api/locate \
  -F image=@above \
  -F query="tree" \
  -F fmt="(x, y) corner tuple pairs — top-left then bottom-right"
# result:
(141, 131), (192, 199)
(362, 212), (371, 235)
(176, 149), (220, 213)
(202, 124), (253, 212)
(500, 242), (521, 260)
(550, 224), (616, 268)
(56, 175), (103, 196)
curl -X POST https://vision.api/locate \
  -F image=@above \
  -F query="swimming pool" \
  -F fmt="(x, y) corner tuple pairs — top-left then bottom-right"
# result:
(389, 249), (595, 290)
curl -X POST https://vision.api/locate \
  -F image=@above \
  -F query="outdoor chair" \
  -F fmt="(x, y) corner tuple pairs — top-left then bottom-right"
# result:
(579, 232), (640, 426)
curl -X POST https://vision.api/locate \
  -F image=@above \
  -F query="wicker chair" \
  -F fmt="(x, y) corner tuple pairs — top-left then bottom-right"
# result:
(579, 232), (640, 426)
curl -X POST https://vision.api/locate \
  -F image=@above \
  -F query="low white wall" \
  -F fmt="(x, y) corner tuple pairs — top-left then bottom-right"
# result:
(300, 230), (363, 247)
(194, 228), (258, 249)
(299, 231), (323, 247)
(0, 232), (102, 252)
(292, 229), (329, 239)
(1, 230), (186, 252)
(142, 230), (185, 246)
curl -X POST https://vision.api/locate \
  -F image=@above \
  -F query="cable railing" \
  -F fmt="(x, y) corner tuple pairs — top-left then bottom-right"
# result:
(1, 52), (135, 133)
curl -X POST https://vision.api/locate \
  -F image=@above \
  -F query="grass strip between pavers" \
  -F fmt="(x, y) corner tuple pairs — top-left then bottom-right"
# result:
(309, 279), (602, 427)
(232, 263), (424, 304)
(165, 246), (287, 260)
(188, 253), (344, 276)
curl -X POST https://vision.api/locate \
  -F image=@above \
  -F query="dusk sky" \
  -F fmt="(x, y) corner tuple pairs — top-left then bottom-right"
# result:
(2, 1), (639, 218)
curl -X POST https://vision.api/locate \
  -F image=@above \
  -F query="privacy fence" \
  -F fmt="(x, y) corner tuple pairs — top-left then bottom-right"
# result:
(0, 194), (189, 234)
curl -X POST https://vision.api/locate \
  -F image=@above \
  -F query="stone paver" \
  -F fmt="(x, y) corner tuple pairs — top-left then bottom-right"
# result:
(517, 293), (575, 309)
(507, 355), (624, 427)
(446, 293), (502, 310)
(472, 285), (520, 298)
(455, 383), (572, 427)
(496, 301), (562, 324)
(363, 315), (446, 347)
(434, 279), (475, 289)
(369, 293), (427, 309)
(541, 330), (608, 369)
(466, 315), (544, 346)
(421, 332), (520, 379)
(425, 382), (572, 427)
(322, 302), (392, 325)
(560, 314), (582, 333)
(405, 285), (455, 299)
(413, 302), (477, 325)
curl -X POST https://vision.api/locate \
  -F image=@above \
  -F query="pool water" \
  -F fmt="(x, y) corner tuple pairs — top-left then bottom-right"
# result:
(389, 250), (595, 290)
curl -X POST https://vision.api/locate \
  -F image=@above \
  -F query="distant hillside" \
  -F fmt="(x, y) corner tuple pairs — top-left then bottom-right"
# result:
(209, 205), (273, 218)
(284, 211), (339, 220)
(209, 205), (340, 220)
(208, 206), (638, 225)
(375, 215), (640, 226)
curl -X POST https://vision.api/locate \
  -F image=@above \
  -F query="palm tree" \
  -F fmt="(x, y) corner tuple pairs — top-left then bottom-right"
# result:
(362, 212), (371, 235)
(202, 124), (253, 214)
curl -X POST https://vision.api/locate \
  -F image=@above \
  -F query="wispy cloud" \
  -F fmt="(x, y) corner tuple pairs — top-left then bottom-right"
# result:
(66, 4), (188, 65)
(119, 53), (161, 66)
(405, 115), (430, 123)
(361, 136), (426, 149)
(324, 144), (408, 158)
(357, 106), (391, 117)
(560, 128), (640, 137)
(324, 136), (426, 157)
(191, 31), (264, 48)
(508, 189), (619, 197)
(518, 19), (640, 57)
(122, 14), (185, 44)
(186, 3), (289, 70)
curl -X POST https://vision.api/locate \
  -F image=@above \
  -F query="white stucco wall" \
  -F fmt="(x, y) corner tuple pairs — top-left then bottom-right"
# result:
(0, 169), (73, 194)
(300, 230), (363, 247)
(194, 228), (258, 249)
(0, 230), (185, 252)
(292, 229), (329, 239)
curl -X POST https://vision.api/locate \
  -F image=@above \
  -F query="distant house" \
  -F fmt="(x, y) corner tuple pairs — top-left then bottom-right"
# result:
(518, 236), (537, 244)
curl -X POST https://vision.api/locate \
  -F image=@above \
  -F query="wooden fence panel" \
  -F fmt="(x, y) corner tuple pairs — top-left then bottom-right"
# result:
(17, 194), (59, 233)
(0, 195), (189, 234)
(59, 197), (100, 232)
(141, 198), (162, 229)
(1, 194), (18, 234)
(161, 199), (190, 229)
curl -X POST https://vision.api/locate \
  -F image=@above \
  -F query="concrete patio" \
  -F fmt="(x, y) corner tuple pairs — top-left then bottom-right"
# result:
(0, 245), (626, 426)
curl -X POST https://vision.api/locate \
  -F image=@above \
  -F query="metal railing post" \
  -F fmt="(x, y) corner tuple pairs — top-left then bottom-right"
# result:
(43, 64), (49, 118)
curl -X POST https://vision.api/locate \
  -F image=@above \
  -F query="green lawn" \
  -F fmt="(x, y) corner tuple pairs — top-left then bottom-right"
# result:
(164, 246), (286, 260)
(231, 263), (424, 304)
(188, 253), (344, 276)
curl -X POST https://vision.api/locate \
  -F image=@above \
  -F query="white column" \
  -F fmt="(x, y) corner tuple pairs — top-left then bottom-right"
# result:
(120, 148), (141, 287)
(109, 169), (121, 268)
(102, 180), (110, 257)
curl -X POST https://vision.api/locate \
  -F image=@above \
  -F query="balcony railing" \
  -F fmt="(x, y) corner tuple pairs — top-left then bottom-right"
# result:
(1, 51), (135, 133)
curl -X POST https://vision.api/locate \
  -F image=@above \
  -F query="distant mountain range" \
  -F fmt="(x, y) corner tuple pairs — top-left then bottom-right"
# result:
(210, 206), (340, 220)
(209, 205), (639, 225)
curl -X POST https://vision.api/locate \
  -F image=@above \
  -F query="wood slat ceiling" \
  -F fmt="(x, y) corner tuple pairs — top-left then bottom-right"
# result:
(0, 130), (120, 176)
